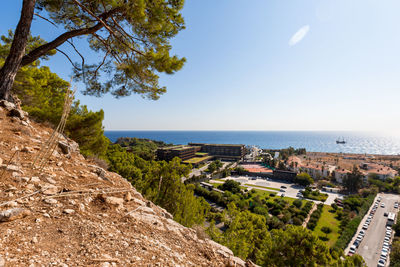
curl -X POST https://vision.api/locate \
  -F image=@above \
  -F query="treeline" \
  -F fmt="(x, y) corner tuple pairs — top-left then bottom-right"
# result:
(207, 202), (365, 266)
(106, 145), (210, 227)
(115, 137), (171, 160)
(334, 192), (376, 250)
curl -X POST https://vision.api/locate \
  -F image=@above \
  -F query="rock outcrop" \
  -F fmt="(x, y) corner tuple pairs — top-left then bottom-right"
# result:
(0, 102), (247, 267)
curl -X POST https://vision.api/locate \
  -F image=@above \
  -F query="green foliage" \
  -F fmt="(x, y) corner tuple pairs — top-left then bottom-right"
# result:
(390, 239), (400, 266)
(293, 199), (302, 208)
(1, 34), (109, 157)
(307, 204), (323, 230)
(393, 221), (400, 237)
(220, 180), (241, 194)
(295, 172), (314, 186)
(343, 166), (364, 193)
(207, 160), (223, 173)
(334, 193), (376, 250)
(17, 0), (187, 99)
(115, 137), (170, 160)
(321, 226), (332, 235)
(368, 174), (400, 194)
(106, 144), (209, 227)
(301, 187), (328, 202)
(266, 225), (332, 266)
(66, 104), (109, 157)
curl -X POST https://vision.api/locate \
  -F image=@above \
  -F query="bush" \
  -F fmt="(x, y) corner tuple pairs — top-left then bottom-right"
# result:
(292, 217), (303, 225)
(307, 204), (323, 230)
(293, 199), (302, 208)
(319, 236), (329, 241)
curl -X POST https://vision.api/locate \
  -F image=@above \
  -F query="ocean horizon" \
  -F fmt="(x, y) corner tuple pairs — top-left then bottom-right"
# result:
(105, 130), (400, 155)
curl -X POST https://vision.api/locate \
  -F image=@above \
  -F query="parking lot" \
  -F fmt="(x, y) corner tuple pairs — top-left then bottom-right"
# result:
(346, 193), (400, 267)
(211, 176), (343, 205)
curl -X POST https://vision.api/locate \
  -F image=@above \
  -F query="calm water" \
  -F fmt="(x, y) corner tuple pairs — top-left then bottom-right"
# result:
(105, 131), (400, 155)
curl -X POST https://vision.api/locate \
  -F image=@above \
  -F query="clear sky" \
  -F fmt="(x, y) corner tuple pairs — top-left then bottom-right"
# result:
(2, 0), (400, 132)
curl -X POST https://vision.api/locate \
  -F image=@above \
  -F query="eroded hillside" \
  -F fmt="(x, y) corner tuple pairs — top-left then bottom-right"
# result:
(0, 101), (248, 267)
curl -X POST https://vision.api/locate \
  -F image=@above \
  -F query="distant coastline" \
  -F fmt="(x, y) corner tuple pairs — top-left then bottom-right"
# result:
(105, 131), (400, 155)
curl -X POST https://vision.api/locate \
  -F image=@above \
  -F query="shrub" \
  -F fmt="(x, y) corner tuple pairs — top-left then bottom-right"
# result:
(293, 199), (302, 208)
(292, 217), (303, 225)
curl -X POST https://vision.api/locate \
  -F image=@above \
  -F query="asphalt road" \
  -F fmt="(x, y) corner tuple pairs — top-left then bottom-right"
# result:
(347, 193), (400, 267)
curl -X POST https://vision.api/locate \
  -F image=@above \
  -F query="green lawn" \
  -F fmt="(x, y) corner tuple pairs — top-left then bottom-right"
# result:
(244, 183), (280, 191)
(313, 205), (340, 247)
(250, 189), (300, 204)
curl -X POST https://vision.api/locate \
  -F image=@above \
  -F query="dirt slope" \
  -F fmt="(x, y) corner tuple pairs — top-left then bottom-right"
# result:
(0, 101), (248, 267)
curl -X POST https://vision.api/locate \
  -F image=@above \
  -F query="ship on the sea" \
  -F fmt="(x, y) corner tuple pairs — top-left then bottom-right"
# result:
(336, 137), (346, 144)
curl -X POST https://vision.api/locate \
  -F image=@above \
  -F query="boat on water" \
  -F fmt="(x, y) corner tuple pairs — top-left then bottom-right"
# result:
(336, 137), (346, 144)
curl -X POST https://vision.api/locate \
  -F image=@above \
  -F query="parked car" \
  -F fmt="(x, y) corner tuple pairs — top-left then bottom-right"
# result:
(349, 245), (356, 255)
(353, 240), (360, 248)
(359, 230), (365, 236)
(378, 259), (386, 267)
(381, 203), (385, 208)
(384, 237), (390, 243)
(356, 235), (363, 242)
(362, 224), (368, 230)
(384, 212), (389, 217)
(280, 185), (287, 189)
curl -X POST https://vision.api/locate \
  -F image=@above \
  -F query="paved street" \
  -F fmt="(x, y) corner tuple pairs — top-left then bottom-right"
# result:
(345, 193), (400, 267)
(211, 176), (343, 205)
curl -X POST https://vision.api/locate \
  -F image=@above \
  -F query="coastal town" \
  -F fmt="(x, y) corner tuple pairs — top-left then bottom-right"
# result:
(155, 142), (400, 266)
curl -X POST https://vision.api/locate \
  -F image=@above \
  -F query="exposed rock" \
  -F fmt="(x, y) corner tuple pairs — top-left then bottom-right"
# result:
(124, 192), (132, 201)
(0, 100), (15, 111)
(21, 146), (34, 153)
(8, 108), (25, 119)
(0, 208), (31, 222)
(44, 176), (56, 184)
(63, 209), (75, 214)
(58, 141), (70, 155)
(5, 201), (18, 208)
(43, 198), (58, 205)
(5, 165), (21, 172)
(0, 255), (4, 267)
(30, 176), (41, 184)
(42, 185), (60, 195)
(105, 197), (124, 207)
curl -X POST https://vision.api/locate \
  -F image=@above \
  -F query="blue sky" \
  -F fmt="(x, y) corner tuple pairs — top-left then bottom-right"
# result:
(2, 0), (400, 131)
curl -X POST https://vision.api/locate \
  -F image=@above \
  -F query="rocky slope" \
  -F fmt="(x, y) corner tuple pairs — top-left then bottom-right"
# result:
(0, 101), (248, 267)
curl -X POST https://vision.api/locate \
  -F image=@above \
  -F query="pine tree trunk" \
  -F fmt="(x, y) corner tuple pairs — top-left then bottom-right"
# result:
(0, 0), (36, 101)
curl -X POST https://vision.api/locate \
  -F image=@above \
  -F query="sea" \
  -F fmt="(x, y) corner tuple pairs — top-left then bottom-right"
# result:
(104, 131), (400, 155)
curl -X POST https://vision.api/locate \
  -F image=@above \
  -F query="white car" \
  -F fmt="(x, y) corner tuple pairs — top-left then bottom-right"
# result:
(356, 235), (363, 242)
(384, 237), (390, 242)
(382, 247), (389, 254)
(381, 251), (388, 260)
(381, 203), (385, 208)
(359, 230), (365, 236)
(384, 242), (390, 247)
(378, 259), (385, 267)
(349, 245), (356, 254)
